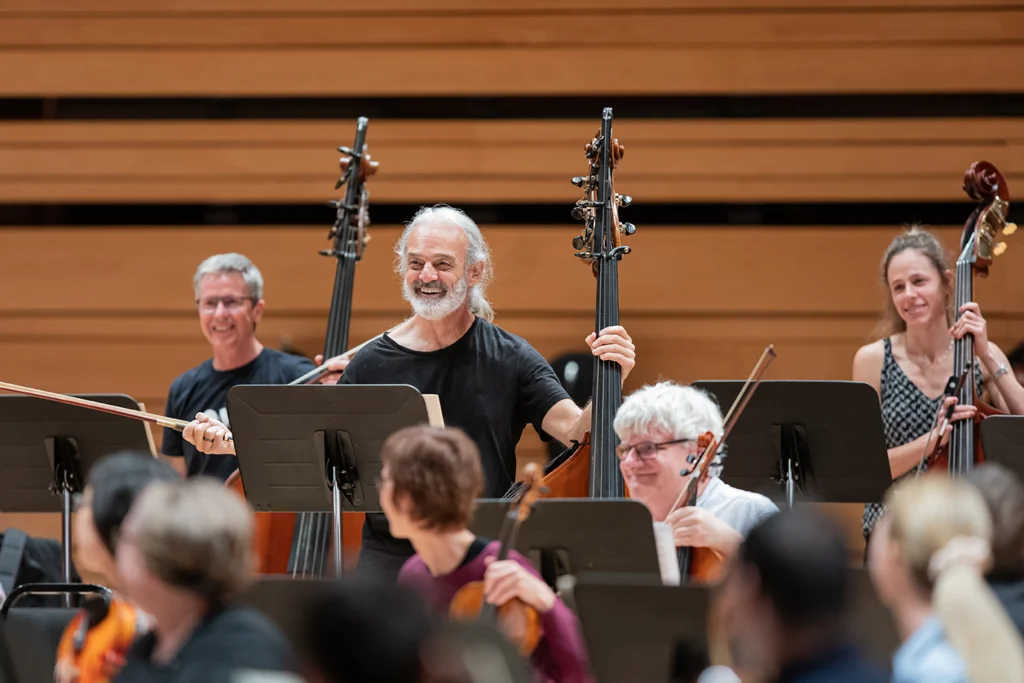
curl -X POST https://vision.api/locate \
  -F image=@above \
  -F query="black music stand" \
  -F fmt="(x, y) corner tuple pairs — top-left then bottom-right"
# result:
(571, 569), (900, 683)
(238, 577), (534, 683)
(691, 381), (892, 507)
(237, 577), (330, 646)
(572, 573), (712, 683)
(468, 499), (663, 590)
(0, 394), (153, 598)
(846, 568), (900, 668)
(980, 416), (1024, 480)
(226, 384), (431, 577)
(0, 616), (56, 683)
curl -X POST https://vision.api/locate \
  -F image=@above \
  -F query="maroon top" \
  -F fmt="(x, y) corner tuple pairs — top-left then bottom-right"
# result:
(398, 539), (594, 683)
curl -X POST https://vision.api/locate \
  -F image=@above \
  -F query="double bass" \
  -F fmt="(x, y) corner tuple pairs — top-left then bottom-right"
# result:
(535, 107), (635, 500)
(928, 161), (1016, 476)
(226, 117), (379, 576)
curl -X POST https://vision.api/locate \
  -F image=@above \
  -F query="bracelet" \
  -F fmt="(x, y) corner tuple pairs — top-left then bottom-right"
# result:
(993, 363), (1010, 381)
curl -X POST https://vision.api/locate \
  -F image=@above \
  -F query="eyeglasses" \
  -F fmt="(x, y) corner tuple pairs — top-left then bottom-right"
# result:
(615, 438), (693, 461)
(196, 296), (255, 314)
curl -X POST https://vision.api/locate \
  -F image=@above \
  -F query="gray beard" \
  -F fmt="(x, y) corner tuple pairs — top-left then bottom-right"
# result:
(403, 275), (470, 320)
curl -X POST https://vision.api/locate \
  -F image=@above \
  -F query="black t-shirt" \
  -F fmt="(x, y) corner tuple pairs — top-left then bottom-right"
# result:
(115, 606), (296, 683)
(162, 348), (315, 481)
(340, 317), (569, 553)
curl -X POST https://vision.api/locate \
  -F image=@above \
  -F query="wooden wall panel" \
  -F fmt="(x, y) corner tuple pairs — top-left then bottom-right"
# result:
(3, 120), (1022, 203)
(3, 0), (1020, 11)
(2, 10), (1020, 47)
(4, 46), (1023, 97)
(3, 226), (1023, 316)
(2, 2), (1022, 95)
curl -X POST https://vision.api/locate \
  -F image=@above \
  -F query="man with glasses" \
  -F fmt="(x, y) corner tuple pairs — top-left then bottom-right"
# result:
(614, 381), (778, 569)
(161, 253), (345, 480)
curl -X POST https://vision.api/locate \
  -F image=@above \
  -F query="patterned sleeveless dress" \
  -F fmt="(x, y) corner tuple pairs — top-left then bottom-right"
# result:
(861, 337), (984, 538)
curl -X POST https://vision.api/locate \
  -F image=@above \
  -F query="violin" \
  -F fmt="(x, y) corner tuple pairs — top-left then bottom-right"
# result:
(670, 345), (776, 584)
(225, 117), (379, 577)
(55, 596), (142, 683)
(527, 107), (634, 501)
(927, 161), (1016, 476)
(450, 463), (545, 657)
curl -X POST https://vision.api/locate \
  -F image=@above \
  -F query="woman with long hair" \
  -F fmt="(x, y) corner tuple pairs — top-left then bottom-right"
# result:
(852, 225), (1024, 541)
(868, 474), (1024, 683)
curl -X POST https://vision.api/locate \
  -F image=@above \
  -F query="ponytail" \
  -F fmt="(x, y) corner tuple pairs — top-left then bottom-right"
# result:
(930, 536), (1024, 683)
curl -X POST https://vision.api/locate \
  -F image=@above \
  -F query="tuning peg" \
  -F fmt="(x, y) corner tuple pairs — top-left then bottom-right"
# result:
(572, 235), (586, 250)
(621, 222), (636, 235)
(616, 194), (632, 207)
(994, 242), (1008, 256)
(571, 206), (586, 221)
(1004, 222), (1018, 236)
(571, 176), (592, 188)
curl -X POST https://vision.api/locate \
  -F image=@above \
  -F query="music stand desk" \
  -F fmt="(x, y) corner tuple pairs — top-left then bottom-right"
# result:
(692, 381), (892, 507)
(0, 394), (153, 589)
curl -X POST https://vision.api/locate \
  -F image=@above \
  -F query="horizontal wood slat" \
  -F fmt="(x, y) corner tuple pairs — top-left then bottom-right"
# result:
(3, 120), (1021, 203)
(2, 1), (1019, 14)
(5, 45), (1024, 97)
(3, 226), (1023, 316)
(2, 10), (1020, 47)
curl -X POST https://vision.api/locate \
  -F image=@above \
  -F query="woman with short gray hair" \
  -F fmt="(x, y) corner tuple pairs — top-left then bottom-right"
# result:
(614, 381), (778, 579)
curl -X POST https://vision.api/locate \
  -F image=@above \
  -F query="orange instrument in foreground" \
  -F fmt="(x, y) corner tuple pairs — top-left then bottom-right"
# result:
(534, 106), (634, 501)
(55, 597), (141, 683)
(670, 345), (776, 584)
(450, 463), (545, 657)
(928, 161), (1016, 476)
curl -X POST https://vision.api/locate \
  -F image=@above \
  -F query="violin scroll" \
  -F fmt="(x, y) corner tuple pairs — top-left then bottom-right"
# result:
(511, 462), (545, 526)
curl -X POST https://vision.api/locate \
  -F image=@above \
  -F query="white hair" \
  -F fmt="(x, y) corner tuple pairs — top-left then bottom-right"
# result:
(192, 253), (263, 301)
(394, 205), (495, 322)
(614, 381), (727, 475)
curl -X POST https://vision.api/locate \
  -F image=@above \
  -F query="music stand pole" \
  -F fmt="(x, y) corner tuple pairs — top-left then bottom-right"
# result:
(331, 464), (343, 577)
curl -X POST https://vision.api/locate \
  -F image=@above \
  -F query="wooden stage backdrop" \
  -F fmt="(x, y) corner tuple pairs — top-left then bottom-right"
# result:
(2, 0), (1023, 558)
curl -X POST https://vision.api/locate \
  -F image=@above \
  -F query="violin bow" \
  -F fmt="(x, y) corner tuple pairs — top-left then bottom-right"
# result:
(668, 344), (776, 514)
(0, 380), (232, 441)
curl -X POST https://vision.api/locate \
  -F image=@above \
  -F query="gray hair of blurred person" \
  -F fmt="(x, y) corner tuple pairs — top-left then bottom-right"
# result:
(125, 477), (254, 605)
(192, 253), (264, 302)
(394, 205), (495, 322)
(613, 381), (728, 476)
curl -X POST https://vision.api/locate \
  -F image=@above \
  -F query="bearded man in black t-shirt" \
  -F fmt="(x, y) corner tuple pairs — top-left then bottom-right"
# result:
(183, 206), (636, 578)
(162, 253), (349, 481)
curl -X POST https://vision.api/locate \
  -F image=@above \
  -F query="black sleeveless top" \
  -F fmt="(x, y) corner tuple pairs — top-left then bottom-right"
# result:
(861, 337), (984, 537)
